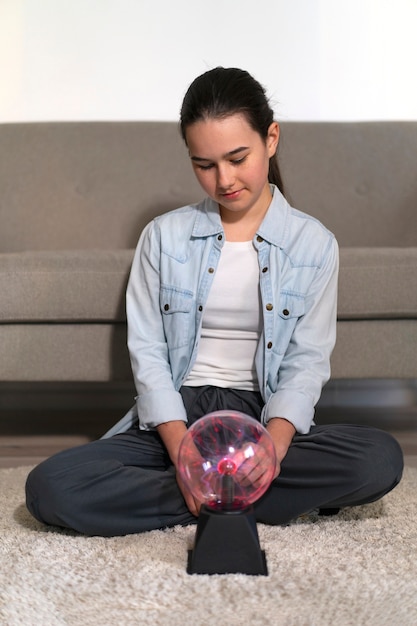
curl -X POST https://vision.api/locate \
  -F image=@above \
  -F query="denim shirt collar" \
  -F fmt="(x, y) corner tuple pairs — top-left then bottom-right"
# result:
(192, 198), (223, 238)
(191, 185), (290, 248)
(257, 186), (290, 249)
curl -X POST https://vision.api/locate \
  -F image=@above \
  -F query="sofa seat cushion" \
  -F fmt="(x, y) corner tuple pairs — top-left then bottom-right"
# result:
(338, 248), (417, 319)
(2, 247), (416, 325)
(0, 250), (134, 322)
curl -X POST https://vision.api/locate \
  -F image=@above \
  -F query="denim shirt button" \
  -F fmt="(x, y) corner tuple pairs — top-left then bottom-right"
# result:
(198, 305), (203, 312)
(164, 304), (169, 311)
(208, 267), (215, 273)
(267, 341), (273, 349)
(256, 235), (264, 243)
(217, 234), (223, 241)
(262, 267), (268, 273)
(266, 303), (273, 311)
(283, 309), (290, 316)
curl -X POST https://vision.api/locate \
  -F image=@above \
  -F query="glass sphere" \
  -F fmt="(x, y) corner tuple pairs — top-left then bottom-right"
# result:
(177, 410), (277, 511)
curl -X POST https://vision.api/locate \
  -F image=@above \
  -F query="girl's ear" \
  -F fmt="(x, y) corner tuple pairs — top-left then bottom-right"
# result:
(267, 122), (280, 157)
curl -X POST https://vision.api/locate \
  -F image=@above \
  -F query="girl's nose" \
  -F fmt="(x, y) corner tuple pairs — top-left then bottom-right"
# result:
(217, 164), (235, 190)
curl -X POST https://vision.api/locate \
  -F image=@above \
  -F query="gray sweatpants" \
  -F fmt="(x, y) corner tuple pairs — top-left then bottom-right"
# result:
(25, 386), (404, 536)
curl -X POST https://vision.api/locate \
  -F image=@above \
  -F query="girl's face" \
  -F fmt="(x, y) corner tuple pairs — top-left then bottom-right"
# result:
(185, 114), (279, 221)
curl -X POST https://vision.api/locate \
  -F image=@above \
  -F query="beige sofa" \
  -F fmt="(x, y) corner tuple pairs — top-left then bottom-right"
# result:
(1, 122), (416, 396)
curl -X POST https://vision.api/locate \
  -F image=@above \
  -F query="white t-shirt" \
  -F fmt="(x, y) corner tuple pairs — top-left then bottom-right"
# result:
(184, 240), (262, 390)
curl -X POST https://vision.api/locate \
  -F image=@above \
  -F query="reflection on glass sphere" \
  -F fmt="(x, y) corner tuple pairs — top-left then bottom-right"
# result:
(178, 410), (277, 511)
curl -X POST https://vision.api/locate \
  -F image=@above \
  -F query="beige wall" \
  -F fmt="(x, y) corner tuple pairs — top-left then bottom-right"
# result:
(0, 0), (417, 122)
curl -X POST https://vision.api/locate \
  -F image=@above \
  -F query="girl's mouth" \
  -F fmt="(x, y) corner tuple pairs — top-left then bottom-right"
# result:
(220, 189), (243, 200)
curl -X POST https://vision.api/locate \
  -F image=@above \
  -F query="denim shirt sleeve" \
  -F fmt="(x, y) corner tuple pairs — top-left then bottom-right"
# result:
(126, 220), (188, 430)
(262, 235), (339, 434)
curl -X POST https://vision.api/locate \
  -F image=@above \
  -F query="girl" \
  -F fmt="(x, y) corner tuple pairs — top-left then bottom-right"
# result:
(26, 68), (403, 536)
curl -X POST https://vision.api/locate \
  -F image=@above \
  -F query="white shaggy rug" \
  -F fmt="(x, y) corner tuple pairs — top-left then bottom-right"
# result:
(1, 466), (417, 626)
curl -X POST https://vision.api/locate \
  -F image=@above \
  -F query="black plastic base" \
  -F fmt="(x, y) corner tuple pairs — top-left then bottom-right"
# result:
(187, 504), (268, 575)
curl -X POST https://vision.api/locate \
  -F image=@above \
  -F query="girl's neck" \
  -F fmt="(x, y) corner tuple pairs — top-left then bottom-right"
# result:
(219, 205), (269, 242)
(220, 219), (259, 242)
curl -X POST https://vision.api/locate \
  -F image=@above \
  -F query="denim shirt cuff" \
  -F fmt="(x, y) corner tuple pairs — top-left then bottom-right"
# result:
(262, 390), (315, 434)
(136, 389), (187, 430)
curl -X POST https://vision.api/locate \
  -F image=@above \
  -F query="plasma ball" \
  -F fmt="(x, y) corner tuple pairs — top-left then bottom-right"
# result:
(178, 410), (277, 511)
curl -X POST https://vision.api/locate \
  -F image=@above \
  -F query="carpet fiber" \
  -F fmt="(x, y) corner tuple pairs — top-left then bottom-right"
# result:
(1, 466), (417, 626)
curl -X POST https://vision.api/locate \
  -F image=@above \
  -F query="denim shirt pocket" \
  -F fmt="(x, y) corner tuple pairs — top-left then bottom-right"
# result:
(160, 286), (194, 349)
(276, 292), (306, 354)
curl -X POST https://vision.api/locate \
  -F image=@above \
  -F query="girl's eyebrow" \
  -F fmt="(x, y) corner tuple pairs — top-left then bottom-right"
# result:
(190, 146), (249, 163)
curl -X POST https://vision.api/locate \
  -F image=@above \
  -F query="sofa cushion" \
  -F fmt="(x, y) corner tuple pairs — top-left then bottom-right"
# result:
(338, 248), (417, 319)
(279, 122), (417, 247)
(331, 320), (416, 378)
(2, 122), (416, 252)
(0, 323), (132, 381)
(0, 123), (203, 253)
(2, 247), (416, 325)
(0, 250), (134, 323)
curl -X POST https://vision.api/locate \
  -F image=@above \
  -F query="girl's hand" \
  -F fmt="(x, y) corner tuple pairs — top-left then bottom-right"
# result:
(266, 417), (296, 476)
(233, 439), (278, 487)
(175, 470), (202, 517)
(232, 417), (294, 487)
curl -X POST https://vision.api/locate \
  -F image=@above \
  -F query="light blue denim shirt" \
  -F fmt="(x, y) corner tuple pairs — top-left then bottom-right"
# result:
(126, 186), (338, 434)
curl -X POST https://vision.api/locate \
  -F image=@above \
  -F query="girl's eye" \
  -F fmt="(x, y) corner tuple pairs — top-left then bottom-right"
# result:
(196, 163), (215, 171)
(195, 155), (247, 171)
(231, 156), (247, 166)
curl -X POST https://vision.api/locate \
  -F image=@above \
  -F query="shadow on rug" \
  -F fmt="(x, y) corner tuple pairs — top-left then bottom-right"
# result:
(1, 465), (416, 626)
